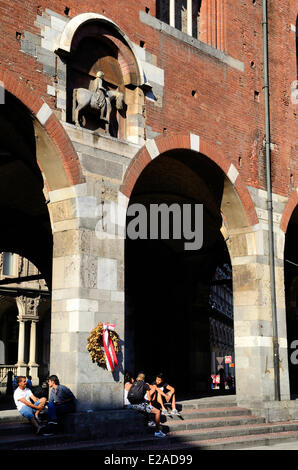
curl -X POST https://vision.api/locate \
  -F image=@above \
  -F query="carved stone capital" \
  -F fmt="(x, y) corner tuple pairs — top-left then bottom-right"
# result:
(16, 295), (41, 320)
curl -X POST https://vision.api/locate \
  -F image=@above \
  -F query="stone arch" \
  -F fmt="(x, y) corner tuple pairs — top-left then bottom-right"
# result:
(121, 134), (293, 402)
(0, 70), (84, 191)
(120, 134), (259, 233)
(57, 12), (145, 84)
(280, 192), (298, 233)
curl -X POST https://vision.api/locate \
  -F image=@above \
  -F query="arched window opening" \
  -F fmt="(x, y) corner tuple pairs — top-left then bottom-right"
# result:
(157, 0), (202, 39)
(65, 19), (143, 140)
(2, 253), (15, 277)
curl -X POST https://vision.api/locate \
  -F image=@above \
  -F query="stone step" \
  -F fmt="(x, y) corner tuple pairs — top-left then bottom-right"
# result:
(161, 406), (251, 421)
(115, 429), (298, 451)
(13, 421), (298, 451)
(0, 410), (24, 424)
(1, 400), (298, 451)
(146, 430), (298, 451)
(0, 407), (250, 441)
(161, 414), (264, 433)
(0, 421), (35, 437)
(177, 396), (237, 410)
(0, 431), (75, 450)
(165, 420), (298, 444)
(80, 422), (298, 451)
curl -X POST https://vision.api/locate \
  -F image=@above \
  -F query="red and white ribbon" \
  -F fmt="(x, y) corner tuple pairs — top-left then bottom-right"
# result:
(103, 323), (119, 372)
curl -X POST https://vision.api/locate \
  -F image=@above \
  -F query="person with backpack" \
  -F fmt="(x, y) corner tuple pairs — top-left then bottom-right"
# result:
(127, 372), (166, 438)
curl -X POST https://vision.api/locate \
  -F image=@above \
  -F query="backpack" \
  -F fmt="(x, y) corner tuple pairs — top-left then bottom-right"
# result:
(127, 380), (146, 404)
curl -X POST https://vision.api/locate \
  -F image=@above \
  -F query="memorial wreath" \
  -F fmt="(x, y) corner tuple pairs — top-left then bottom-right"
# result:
(86, 322), (119, 371)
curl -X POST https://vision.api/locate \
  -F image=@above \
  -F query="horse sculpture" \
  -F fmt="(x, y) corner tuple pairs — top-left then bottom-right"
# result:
(72, 87), (125, 134)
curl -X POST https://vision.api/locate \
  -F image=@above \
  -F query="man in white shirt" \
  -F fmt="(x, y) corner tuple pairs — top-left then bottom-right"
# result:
(13, 376), (47, 434)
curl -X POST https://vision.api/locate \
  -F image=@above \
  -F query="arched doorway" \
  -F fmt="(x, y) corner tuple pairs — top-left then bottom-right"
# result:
(285, 205), (298, 398)
(0, 92), (53, 404)
(124, 148), (235, 397)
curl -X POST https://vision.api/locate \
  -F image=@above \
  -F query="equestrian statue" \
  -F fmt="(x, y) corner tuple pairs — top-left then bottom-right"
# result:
(72, 71), (125, 134)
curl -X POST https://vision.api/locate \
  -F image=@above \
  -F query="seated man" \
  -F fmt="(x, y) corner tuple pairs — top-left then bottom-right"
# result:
(151, 373), (181, 416)
(47, 375), (76, 428)
(127, 372), (166, 438)
(13, 376), (49, 435)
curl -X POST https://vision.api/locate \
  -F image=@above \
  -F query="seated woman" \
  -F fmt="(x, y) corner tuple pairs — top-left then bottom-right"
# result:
(151, 373), (181, 416)
(124, 371), (134, 406)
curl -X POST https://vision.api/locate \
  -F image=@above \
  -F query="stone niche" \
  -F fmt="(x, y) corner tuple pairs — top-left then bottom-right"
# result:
(64, 20), (143, 140)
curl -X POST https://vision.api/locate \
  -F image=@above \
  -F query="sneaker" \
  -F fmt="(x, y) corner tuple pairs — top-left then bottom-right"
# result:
(40, 424), (55, 436)
(48, 421), (58, 425)
(154, 430), (167, 438)
(161, 409), (170, 416)
(35, 416), (42, 425)
(148, 420), (156, 427)
(171, 409), (181, 416)
(36, 425), (46, 435)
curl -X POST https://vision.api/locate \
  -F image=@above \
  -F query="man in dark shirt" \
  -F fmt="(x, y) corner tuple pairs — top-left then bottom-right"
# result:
(47, 375), (76, 425)
(151, 373), (181, 416)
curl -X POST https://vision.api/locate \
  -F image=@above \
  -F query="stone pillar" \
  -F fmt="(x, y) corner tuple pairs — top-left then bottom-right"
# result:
(199, 0), (225, 50)
(48, 185), (126, 411)
(216, 0), (225, 51)
(169, 0), (175, 27)
(187, 0), (192, 36)
(228, 199), (290, 407)
(28, 319), (39, 385)
(16, 317), (27, 376)
(16, 295), (41, 382)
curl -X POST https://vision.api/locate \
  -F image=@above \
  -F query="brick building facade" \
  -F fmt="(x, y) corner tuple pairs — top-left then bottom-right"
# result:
(0, 0), (297, 418)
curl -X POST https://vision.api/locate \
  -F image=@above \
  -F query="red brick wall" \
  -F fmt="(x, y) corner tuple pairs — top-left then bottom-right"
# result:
(0, 0), (297, 197)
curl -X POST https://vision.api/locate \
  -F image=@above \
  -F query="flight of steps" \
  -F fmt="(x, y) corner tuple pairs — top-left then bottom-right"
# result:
(2, 397), (298, 450)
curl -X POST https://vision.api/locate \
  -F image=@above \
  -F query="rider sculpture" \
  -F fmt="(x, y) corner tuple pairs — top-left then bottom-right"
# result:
(72, 71), (125, 134)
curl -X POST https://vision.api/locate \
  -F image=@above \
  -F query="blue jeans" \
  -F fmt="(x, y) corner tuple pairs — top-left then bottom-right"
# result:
(19, 399), (42, 419)
(19, 400), (57, 421)
(46, 401), (75, 421)
(47, 401), (57, 421)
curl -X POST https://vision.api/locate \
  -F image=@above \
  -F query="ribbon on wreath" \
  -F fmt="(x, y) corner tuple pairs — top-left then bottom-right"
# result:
(103, 323), (119, 371)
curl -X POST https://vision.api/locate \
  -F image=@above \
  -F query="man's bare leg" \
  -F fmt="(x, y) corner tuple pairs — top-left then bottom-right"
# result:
(150, 407), (161, 430)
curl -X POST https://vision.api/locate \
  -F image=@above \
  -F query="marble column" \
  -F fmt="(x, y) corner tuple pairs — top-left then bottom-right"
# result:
(169, 0), (175, 27)
(16, 317), (27, 376)
(187, 0), (192, 36)
(28, 319), (39, 385)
